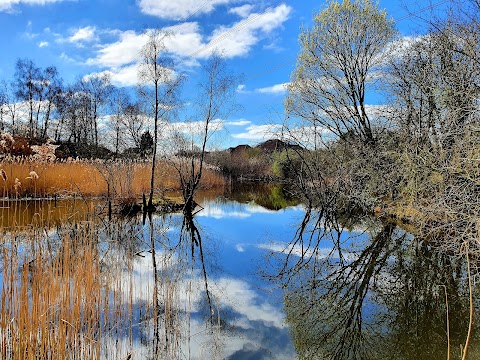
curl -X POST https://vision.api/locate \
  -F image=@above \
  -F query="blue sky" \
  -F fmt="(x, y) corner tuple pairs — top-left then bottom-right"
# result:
(0, 0), (448, 148)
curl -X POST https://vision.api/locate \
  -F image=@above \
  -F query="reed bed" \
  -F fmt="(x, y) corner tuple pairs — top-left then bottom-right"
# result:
(0, 203), (223, 359)
(0, 223), (106, 359)
(0, 159), (225, 199)
(0, 218), (144, 360)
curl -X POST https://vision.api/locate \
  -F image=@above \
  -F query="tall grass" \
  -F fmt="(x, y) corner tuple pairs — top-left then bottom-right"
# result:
(0, 223), (104, 359)
(0, 202), (223, 359)
(0, 159), (225, 199)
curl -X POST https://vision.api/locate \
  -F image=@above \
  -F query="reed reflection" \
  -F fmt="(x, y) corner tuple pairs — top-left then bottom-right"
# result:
(0, 184), (300, 359)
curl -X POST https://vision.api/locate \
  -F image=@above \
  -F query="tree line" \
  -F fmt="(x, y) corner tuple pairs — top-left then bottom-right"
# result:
(0, 30), (238, 213)
(0, 57), (157, 158)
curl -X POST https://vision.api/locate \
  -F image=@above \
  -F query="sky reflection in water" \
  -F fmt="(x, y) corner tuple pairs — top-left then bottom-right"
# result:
(2, 192), (473, 359)
(120, 198), (305, 359)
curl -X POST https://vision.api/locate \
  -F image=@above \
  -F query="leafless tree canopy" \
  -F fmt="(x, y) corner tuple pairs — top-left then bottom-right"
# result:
(138, 30), (185, 209)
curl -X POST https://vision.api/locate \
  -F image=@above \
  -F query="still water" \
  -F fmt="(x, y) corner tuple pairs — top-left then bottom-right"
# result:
(0, 184), (478, 359)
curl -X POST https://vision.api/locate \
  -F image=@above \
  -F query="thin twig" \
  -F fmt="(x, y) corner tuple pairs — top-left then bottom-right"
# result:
(60, 319), (97, 344)
(461, 244), (473, 360)
(440, 285), (450, 360)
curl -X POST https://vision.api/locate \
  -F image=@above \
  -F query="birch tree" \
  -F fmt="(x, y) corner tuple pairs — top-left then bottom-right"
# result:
(177, 54), (237, 213)
(138, 30), (184, 210)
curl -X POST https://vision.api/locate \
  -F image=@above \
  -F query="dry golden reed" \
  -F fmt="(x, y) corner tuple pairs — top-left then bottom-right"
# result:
(0, 224), (104, 359)
(0, 159), (224, 199)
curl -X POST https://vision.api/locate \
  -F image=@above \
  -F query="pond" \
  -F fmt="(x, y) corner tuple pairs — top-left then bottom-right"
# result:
(0, 183), (478, 359)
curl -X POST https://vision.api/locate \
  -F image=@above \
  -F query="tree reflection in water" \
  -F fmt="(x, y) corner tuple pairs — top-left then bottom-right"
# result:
(89, 208), (221, 359)
(146, 208), (220, 359)
(6, 189), (480, 358)
(0, 186), (299, 359)
(271, 210), (480, 360)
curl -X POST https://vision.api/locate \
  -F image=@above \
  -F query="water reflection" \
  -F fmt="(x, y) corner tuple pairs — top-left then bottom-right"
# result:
(0, 197), (98, 228)
(273, 215), (480, 359)
(1, 184), (477, 359)
(99, 199), (300, 359)
(224, 182), (301, 210)
(0, 185), (300, 359)
(0, 182), (297, 230)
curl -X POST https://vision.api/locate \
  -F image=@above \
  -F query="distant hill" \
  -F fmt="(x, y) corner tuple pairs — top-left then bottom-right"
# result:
(227, 139), (303, 156)
(255, 139), (303, 153)
(228, 144), (252, 155)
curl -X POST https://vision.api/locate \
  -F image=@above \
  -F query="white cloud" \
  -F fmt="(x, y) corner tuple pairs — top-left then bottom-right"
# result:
(213, 278), (286, 327)
(75, 4), (290, 92)
(263, 40), (285, 52)
(59, 52), (77, 63)
(86, 30), (148, 68)
(84, 4), (290, 75)
(138, 0), (236, 20)
(385, 35), (424, 60)
(167, 119), (224, 136)
(281, 126), (332, 148)
(229, 4), (254, 18)
(0, 0), (68, 12)
(236, 244), (245, 252)
(109, 249), (293, 358)
(256, 82), (289, 95)
(107, 64), (140, 87)
(196, 4), (291, 58)
(162, 22), (205, 58)
(85, 24), (204, 68)
(230, 123), (331, 146)
(197, 204), (251, 219)
(86, 63), (140, 87)
(111, 245), (287, 327)
(69, 26), (96, 43)
(22, 19), (37, 38)
(258, 243), (357, 262)
(111, 65), (141, 87)
(224, 119), (251, 126)
(236, 84), (248, 93)
(246, 206), (277, 214)
(38, 41), (49, 47)
(232, 124), (282, 140)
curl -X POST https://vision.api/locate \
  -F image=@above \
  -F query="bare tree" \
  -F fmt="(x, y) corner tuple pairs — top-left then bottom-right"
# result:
(174, 54), (238, 213)
(0, 81), (7, 131)
(40, 66), (63, 139)
(12, 61), (64, 140)
(167, 55), (238, 318)
(138, 30), (184, 211)
(13, 59), (41, 137)
(107, 88), (130, 157)
(388, 27), (479, 150)
(79, 73), (112, 146)
(0, 80), (18, 134)
(285, 0), (396, 146)
(55, 84), (81, 143)
(122, 102), (146, 150)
